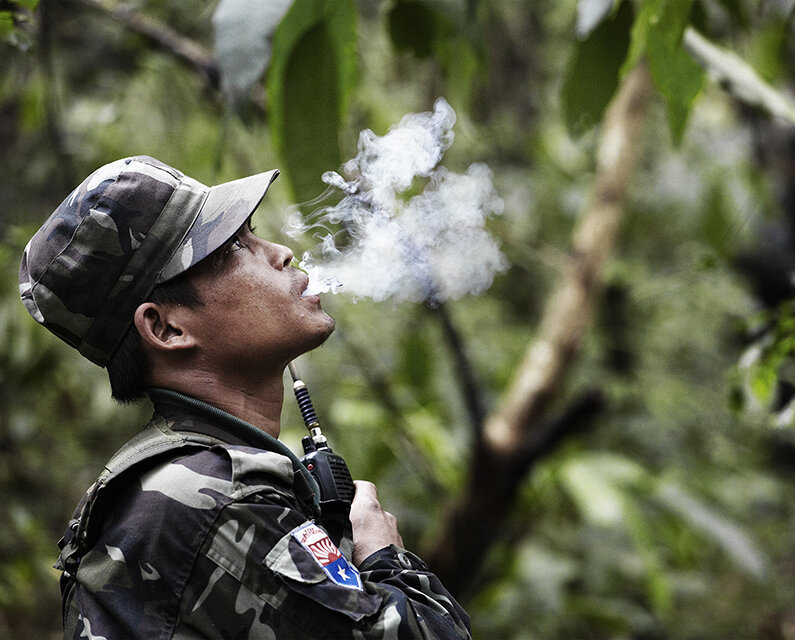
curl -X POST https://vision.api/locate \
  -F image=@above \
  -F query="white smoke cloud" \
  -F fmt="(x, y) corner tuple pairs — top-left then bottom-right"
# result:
(285, 98), (508, 304)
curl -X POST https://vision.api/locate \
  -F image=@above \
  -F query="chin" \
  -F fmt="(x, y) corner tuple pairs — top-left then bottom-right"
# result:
(314, 315), (336, 346)
(297, 314), (336, 356)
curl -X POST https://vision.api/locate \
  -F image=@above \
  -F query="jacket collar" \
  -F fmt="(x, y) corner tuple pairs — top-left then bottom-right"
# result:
(147, 387), (320, 508)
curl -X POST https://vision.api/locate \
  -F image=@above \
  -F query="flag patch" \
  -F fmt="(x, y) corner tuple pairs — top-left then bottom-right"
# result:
(291, 522), (363, 590)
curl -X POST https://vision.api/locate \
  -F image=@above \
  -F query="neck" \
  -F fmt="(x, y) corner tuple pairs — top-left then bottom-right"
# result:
(151, 364), (286, 438)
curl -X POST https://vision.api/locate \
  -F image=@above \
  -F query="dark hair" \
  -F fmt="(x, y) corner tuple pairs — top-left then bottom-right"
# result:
(106, 274), (203, 403)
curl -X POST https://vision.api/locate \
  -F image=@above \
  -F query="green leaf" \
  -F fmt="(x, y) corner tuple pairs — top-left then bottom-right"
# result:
(623, 498), (674, 617)
(750, 363), (778, 405)
(647, 34), (703, 144)
(657, 482), (769, 578)
(212, 0), (294, 106)
(558, 452), (645, 527)
(562, 0), (633, 136)
(14, 0), (39, 10)
(742, 305), (795, 407)
(624, 0), (703, 144)
(388, 0), (478, 57)
(267, 0), (357, 203)
(0, 12), (14, 39)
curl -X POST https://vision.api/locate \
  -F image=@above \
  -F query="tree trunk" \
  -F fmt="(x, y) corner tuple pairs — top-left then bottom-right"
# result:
(424, 63), (654, 597)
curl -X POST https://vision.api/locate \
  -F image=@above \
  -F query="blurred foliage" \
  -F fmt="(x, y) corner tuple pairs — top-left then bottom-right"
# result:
(2, 0), (795, 638)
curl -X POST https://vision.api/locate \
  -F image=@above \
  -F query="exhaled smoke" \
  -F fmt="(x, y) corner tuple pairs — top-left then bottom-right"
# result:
(286, 98), (508, 304)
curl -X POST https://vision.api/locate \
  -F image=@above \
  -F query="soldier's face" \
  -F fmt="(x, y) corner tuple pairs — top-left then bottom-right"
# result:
(180, 220), (335, 374)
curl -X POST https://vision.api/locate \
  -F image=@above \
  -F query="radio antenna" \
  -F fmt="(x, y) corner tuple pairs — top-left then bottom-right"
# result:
(288, 361), (323, 440)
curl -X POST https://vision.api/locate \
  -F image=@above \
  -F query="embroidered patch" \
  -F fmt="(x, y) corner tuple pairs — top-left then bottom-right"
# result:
(291, 522), (363, 590)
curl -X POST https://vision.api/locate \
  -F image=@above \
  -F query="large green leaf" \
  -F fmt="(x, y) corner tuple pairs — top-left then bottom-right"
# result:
(624, 0), (703, 144)
(562, 0), (632, 136)
(267, 0), (357, 203)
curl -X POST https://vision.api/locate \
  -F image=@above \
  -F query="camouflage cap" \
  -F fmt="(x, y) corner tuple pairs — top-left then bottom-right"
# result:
(19, 156), (279, 366)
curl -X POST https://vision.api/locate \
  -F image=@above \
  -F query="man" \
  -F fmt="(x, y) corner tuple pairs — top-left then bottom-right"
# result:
(20, 156), (471, 639)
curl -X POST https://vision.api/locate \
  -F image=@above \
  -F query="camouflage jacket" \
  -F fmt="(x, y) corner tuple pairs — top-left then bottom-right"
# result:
(56, 389), (472, 639)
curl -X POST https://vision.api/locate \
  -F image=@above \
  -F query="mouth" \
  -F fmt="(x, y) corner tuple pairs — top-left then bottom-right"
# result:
(298, 273), (317, 300)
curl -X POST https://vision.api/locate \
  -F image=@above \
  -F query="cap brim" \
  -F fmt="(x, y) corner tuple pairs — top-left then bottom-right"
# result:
(158, 169), (279, 282)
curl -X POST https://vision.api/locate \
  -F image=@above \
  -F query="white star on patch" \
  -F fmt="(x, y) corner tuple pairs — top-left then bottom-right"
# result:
(290, 521), (363, 590)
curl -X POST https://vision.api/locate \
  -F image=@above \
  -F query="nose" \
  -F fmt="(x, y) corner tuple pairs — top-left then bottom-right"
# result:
(270, 242), (294, 270)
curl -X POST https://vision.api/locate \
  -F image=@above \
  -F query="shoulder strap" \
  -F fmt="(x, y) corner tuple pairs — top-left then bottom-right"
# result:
(56, 417), (218, 576)
(57, 419), (218, 639)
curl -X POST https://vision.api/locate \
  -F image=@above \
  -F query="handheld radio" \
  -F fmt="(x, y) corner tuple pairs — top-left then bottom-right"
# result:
(288, 362), (355, 545)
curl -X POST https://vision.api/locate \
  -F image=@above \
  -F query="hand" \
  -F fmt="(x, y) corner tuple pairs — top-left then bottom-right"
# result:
(349, 480), (404, 566)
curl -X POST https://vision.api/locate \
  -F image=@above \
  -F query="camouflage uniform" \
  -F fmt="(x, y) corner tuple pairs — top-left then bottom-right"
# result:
(57, 389), (471, 639)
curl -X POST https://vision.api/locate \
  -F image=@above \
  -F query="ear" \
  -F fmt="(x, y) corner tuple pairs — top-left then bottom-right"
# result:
(133, 302), (197, 353)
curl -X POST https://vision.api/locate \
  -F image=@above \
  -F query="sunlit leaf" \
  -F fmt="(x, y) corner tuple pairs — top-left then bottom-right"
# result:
(558, 452), (645, 527)
(212, 0), (294, 106)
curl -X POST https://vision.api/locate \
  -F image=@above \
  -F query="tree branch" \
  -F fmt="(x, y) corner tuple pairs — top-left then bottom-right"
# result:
(424, 63), (654, 596)
(482, 62), (653, 457)
(37, 0), (78, 194)
(427, 301), (486, 434)
(76, 0), (219, 91)
(457, 389), (605, 599)
(683, 26), (795, 124)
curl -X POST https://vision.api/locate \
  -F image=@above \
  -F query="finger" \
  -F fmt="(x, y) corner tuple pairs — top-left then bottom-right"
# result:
(353, 480), (377, 499)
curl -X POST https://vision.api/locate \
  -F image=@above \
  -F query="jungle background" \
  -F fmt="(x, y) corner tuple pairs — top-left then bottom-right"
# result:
(2, 0), (795, 638)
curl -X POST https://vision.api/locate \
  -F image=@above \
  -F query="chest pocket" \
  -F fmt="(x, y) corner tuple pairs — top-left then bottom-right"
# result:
(264, 521), (383, 622)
